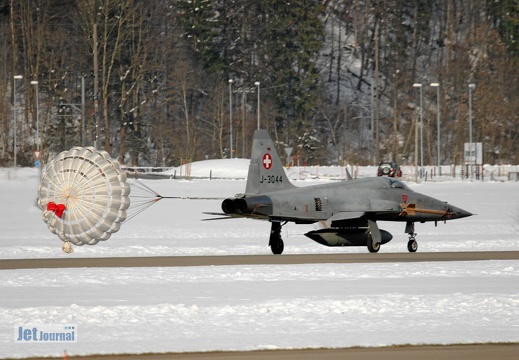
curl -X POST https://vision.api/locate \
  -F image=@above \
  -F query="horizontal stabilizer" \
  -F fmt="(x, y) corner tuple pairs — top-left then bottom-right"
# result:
(202, 212), (267, 221)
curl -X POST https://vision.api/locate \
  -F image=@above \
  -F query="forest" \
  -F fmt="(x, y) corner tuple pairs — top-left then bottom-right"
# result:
(0, 0), (518, 168)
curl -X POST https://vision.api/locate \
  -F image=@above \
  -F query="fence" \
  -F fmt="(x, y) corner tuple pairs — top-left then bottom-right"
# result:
(122, 163), (519, 182)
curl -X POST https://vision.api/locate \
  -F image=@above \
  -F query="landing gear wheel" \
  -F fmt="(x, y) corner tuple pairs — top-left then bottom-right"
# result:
(407, 239), (418, 252)
(270, 239), (284, 254)
(405, 222), (418, 253)
(367, 235), (380, 253)
(269, 221), (285, 255)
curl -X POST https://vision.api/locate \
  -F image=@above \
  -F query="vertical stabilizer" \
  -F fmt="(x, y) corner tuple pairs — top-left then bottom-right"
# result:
(245, 130), (296, 194)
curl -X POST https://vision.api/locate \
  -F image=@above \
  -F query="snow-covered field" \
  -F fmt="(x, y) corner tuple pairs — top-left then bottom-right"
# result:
(1, 163), (518, 358)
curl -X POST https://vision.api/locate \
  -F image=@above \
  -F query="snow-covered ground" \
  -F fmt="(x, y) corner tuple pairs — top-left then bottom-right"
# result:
(1, 163), (518, 358)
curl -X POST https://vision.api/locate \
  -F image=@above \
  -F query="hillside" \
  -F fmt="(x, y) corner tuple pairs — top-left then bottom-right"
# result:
(1, 1), (517, 167)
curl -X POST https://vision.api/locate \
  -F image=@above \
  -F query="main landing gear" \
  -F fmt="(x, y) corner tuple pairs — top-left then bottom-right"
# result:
(268, 220), (419, 254)
(366, 219), (381, 253)
(406, 221), (418, 253)
(367, 236), (381, 253)
(269, 221), (286, 254)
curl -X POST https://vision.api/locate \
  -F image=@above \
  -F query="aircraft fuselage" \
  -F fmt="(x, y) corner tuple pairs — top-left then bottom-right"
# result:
(214, 129), (472, 254)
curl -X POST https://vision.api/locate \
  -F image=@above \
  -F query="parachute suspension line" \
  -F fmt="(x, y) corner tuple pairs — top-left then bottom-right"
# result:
(124, 197), (162, 223)
(124, 179), (179, 223)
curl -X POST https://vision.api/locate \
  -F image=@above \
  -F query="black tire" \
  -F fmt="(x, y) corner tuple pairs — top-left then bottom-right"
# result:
(269, 222), (283, 254)
(407, 239), (418, 252)
(271, 239), (284, 254)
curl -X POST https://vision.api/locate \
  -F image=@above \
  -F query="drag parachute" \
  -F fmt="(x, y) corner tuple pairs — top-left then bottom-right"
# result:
(38, 147), (130, 251)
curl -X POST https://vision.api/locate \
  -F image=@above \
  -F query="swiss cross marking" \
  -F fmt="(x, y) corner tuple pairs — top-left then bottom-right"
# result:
(402, 194), (408, 204)
(262, 153), (272, 170)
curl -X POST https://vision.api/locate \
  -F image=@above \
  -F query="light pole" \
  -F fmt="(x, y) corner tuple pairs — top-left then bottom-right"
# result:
(468, 83), (476, 179)
(255, 81), (260, 129)
(228, 79), (233, 159)
(430, 82), (440, 175)
(13, 75), (23, 168)
(31, 80), (40, 153)
(413, 83), (423, 178)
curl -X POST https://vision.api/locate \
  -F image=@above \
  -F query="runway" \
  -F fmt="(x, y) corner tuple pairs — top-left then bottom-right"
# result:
(1, 250), (518, 270)
(3, 251), (518, 359)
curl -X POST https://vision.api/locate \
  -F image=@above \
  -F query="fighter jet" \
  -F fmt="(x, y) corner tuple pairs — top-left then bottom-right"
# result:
(209, 129), (472, 254)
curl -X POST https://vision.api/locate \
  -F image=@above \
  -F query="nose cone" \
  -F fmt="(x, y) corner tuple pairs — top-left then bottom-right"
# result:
(449, 205), (473, 219)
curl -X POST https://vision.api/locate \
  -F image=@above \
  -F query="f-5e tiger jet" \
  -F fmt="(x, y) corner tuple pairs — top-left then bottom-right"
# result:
(207, 129), (472, 254)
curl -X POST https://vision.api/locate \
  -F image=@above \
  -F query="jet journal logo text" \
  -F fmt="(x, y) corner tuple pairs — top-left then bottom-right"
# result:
(14, 324), (77, 343)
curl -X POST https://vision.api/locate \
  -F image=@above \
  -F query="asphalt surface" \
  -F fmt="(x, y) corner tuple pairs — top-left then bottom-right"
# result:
(1, 251), (519, 269)
(2, 251), (518, 359)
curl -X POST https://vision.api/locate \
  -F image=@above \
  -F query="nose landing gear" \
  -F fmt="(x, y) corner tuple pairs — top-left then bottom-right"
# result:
(407, 236), (418, 252)
(405, 221), (418, 252)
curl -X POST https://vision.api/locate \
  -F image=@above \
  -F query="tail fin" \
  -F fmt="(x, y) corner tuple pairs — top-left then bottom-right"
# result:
(245, 129), (296, 194)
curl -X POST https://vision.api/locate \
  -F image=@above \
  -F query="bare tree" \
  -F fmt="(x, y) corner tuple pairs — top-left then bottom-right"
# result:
(78, 0), (141, 153)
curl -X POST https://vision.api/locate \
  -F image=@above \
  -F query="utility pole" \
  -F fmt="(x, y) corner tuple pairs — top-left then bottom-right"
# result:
(468, 83), (476, 180)
(13, 75), (23, 167)
(430, 83), (440, 174)
(371, 81), (374, 164)
(93, 23), (99, 149)
(414, 109), (419, 183)
(30, 80), (39, 152)
(81, 76), (86, 147)
(393, 70), (399, 162)
(374, 25), (380, 164)
(255, 82), (260, 130)
(228, 79), (233, 159)
(413, 83), (423, 178)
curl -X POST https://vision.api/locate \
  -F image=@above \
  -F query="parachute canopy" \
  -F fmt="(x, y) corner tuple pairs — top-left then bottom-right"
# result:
(38, 147), (130, 247)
